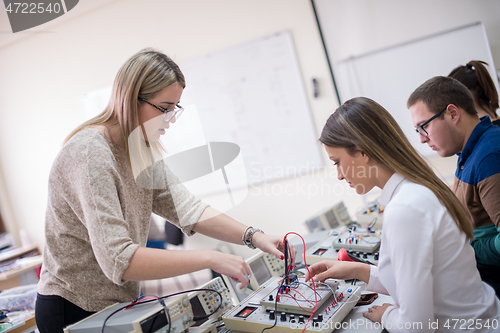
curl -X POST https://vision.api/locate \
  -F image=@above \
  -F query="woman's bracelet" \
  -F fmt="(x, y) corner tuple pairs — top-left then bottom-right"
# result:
(242, 226), (252, 246)
(243, 227), (265, 249)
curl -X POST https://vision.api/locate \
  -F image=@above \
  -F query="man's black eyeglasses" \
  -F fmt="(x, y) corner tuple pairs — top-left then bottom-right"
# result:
(139, 97), (184, 123)
(415, 106), (447, 137)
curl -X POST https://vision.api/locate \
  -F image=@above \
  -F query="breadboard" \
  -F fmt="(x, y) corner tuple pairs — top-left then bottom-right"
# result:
(259, 278), (337, 315)
(223, 277), (361, 333)
(305, 230), (380, 265)
(330, 227), (380, 253)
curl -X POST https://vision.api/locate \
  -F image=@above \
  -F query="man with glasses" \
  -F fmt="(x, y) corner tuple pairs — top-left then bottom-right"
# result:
(407, 76), (500, 297)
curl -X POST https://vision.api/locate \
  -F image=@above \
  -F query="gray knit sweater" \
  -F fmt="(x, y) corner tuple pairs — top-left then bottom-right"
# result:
(38, 128), (208, 312)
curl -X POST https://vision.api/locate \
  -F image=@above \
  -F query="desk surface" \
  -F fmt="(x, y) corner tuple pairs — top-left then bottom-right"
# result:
(336, 293), (392, 333)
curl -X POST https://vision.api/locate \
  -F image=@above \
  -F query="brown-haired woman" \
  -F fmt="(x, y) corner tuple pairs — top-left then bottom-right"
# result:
(449, 60), (500, 126)
(305, 97), (499, 332)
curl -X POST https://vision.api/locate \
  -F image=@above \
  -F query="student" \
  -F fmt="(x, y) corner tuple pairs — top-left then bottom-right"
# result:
(35, 48), (295, 333)
(305, 97), (499, 332)
(408, 76), (500, 297)
(448, 60), (500, 126)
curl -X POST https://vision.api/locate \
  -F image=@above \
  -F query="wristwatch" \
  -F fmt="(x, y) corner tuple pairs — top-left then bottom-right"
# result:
(243, 227), (265, 249)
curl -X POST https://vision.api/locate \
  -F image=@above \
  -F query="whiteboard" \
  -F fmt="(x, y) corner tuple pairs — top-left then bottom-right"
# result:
(81, 31), (323, 197)
(313, 16), (498, 156)
(178, 31), (323, 188)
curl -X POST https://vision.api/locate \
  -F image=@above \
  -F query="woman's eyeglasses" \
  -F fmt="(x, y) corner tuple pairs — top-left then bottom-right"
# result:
(139, 97), (184, 123)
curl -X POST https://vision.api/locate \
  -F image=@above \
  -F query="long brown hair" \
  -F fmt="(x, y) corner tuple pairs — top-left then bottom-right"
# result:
(320, 97), (474, 239)
(64, 48), (185, 171)
(448, 60), (499, 120)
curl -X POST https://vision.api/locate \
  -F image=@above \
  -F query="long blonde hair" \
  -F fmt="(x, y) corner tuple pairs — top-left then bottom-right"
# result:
(320, 97), (474, 239)
(64, 48), (185, 172)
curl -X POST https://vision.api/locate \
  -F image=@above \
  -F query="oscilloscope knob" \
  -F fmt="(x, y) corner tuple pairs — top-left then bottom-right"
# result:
(289, 315), (295, 322)
(318, 314), (323, 322)
(280, 312), (287, 321)
(269, 311), (275, 320)
(298, 315), (305, 323)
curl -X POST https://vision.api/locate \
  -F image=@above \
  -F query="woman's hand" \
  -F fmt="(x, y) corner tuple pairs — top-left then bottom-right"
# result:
(251, 232), (297, 265)
(304, 260), (362, 282)
(363, 303), (392, 323)
(208, 251), (252, 287)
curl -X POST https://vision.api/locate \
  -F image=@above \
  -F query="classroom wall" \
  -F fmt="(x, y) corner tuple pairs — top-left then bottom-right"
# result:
(0, 0), (344, 252)
(315, 0), (500, 66)
(0, 0), (499, 256)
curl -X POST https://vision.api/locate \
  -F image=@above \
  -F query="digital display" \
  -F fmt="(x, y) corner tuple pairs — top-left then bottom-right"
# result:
(190, 296), (209, 326)
(140, 309), (168, 332)
(249, 257), (272, 285)
(235, 306), (257, 318)
(313, 248), (328, 256)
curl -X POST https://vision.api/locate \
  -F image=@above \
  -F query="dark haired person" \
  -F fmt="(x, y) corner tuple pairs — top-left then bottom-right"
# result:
(408, 76), (500, 297)
(449, 60), (500, 127)
(306, 97), (499, 332)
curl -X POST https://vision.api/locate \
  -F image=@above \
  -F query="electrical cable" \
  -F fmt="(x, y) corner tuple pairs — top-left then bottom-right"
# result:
(101, 295), (162, 333)
(164, 301), (171, 333)
(261, 239), (294, 333)
(278, 295), (316, 313)
(296, 281), (323, 300)
(100, 288), (223, 332)
(289, 232), (318, 333)
(259, 232), (356, 333)
(159, 288), (223, 322)
(260, 270), (287, 333)
(285, 232), (318, 333)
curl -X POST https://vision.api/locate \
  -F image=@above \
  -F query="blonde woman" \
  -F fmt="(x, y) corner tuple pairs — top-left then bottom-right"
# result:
(305, 97), (499, 332)
(35, 48), (294, 333)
